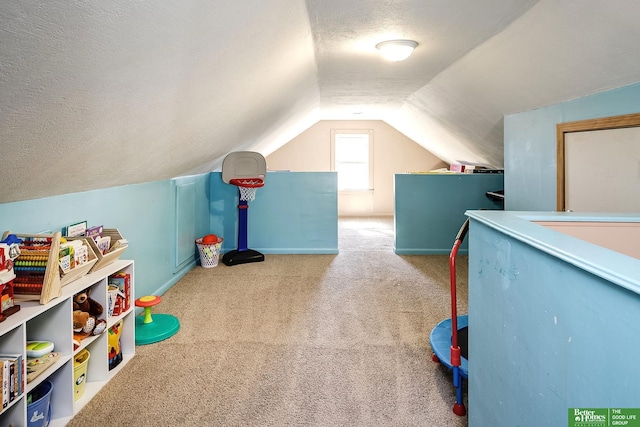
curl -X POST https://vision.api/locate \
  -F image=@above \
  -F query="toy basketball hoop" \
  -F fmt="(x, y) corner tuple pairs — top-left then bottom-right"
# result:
(230, 178), (264, 202)
(221, 151), (266, 266)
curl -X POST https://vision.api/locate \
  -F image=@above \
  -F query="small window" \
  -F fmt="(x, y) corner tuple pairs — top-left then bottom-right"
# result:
(332, 131), (372, 190)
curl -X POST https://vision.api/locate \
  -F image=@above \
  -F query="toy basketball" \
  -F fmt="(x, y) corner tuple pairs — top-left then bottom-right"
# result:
(202, 234), (218, 244)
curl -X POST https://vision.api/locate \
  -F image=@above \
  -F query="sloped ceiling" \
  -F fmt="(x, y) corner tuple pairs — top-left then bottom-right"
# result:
(1, 0), (640, 203)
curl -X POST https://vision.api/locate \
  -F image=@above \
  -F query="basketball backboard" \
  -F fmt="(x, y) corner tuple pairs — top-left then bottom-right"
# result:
(221, 151), (267, 184)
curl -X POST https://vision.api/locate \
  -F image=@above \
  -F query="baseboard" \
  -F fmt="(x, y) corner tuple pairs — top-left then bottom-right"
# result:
(151, 259), (197, 296)
(394, 248), (469, 255)
(251, 248), (339, 254)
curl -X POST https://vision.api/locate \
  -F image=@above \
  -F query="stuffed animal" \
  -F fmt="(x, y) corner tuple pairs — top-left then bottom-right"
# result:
(73, 288), (106, 341)
(73, 310), (90, 330)
(73, 288), (103, 317)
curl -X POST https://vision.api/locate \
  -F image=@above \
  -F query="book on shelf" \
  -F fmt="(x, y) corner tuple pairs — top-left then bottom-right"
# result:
(452, 161), (504, 174)
(472, 167), (504, 174)
(109, 239), (128, 253)
(84, 225), (104, 242)
(0, 353), (24, 405)
(26, 352), (61, 383)
(65, 221), (87, 238)
(59, 253), (72, 273)
(95, 236), (111, 255)
(9, 360), (15, 401)
(108, 272), (131, 314)
(1, 359), (7, 408)
(75, 244), (89, 265)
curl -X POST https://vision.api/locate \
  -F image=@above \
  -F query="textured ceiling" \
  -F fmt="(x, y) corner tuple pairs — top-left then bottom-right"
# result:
(1, 0), (640, 203)
(307, 0), (538, 117)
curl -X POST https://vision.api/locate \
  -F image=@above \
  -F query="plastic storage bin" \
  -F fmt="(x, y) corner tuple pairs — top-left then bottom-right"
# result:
(74, 349), (90, 401)
(27, 380), (53, 427)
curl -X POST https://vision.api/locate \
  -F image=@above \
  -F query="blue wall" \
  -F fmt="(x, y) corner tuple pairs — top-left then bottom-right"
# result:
(0, 170), (337, 300)
(505, 82), (640, 211)
(394, 173), (503, 254)
(0, 175), (210, 298)
(466, 210), (640, 426)
(209, 171), (338, 254)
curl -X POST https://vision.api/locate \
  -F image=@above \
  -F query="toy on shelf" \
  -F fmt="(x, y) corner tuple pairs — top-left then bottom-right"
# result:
(3, 230), (62, 304)
(0, 233), (22, 321)
(72, 287), (107, 344)
(26, 341), (55, 358)
(108, 319), (123, 370)
(26, 340), (60, 384)
(26, 351), (61, 383)
(107, 271), (131, 317)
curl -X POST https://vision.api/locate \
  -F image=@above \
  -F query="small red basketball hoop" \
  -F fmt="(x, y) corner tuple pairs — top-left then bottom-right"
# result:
(229, 178), (264, 202)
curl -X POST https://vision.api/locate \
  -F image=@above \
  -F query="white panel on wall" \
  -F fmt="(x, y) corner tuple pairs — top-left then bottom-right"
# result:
(565, 126), (640, 212)
(174, 178), (196, 272)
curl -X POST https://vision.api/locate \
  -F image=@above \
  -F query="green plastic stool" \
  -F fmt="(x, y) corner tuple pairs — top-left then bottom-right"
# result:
(135, 295), (180, 345)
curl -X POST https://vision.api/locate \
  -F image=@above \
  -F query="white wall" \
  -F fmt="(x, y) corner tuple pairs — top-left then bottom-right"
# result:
(266, 120), (446, 216)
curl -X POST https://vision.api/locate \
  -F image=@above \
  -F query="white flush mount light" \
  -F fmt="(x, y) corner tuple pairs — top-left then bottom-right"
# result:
(375, 40), (418, 62)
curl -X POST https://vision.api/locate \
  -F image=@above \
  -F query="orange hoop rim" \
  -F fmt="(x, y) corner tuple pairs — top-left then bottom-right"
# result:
(229, 178), (264, 188)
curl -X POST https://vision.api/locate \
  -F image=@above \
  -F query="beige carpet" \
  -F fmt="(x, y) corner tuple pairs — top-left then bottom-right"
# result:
(68, 217), (469, 426)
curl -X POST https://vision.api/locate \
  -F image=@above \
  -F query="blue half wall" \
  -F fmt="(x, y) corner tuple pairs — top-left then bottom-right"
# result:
(209, 171), (338, 254)
(466, 210), (640, 426)
(394, 173), (504, 254)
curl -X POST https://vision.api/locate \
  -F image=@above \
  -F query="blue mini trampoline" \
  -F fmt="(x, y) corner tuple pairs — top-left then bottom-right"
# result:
(430, 218), (470, 416)
(430, 315), (468, 378)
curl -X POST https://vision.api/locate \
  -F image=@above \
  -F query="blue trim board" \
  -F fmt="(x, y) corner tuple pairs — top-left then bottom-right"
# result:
(395, 248), (469, 255)
(154, 260), (197, 296)
(252, 248), (339, 255)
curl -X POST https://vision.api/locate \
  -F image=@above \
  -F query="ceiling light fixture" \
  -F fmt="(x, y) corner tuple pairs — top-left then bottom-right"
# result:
(375, 40), (418, 62)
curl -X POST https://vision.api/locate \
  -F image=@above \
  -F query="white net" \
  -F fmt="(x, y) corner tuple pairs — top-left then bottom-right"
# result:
(232, 178), (263, 201)
(238, 185), (258, 202)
